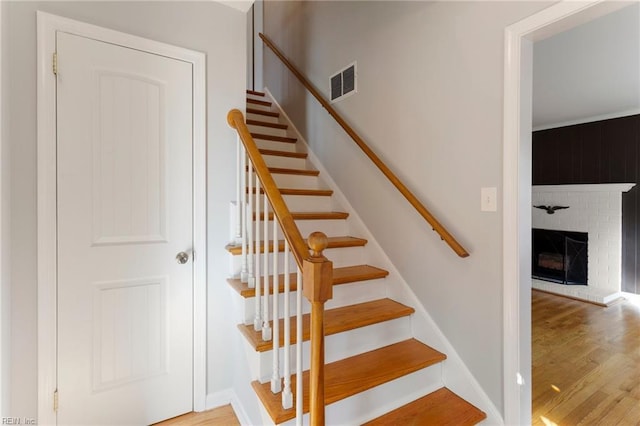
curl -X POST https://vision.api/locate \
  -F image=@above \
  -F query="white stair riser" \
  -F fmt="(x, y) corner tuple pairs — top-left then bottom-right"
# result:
(241, 219), (348, 239)
(246, 93), (267, 102)
(323, 246), (368, 267)
(229, 252), (296, 282)
(242, 193), (334, 212)
(245, 220), (349, 242)
(250, 316), (412, 384)
(247, 101), (273, 112)
(247, 124), (289, 138)
(229, 246), (368, 278)
(229, 250), (307, 279)
(292, 220), (350, 240)
(276, 365), (445, 426)
(271, 174), (321, 190)
(244, 171), (320, 189)
(255, 139), (299, 152)
(257, 405), (274, 426)
(241, 290), (308, 325)
(238, 278), (388, 324)
(244, 169), (320, 189)
(247, 112), (280, 124)
(324, 278), (387, 310)
(262, 155), (308, 170)
(326, 365), (445, 426)
(272, 194), (334, 212)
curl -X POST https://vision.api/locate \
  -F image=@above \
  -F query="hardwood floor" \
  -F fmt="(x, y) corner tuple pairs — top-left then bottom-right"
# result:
(152, 405), (240, 426)
(532, 290), (640, 425)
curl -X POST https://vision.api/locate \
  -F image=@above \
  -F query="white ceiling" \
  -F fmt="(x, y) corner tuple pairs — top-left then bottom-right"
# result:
(216, 0), (254, 13)
(533, 2), (640, 130)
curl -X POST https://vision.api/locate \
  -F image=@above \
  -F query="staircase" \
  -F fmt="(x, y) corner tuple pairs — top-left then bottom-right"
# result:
(226, 90), (487, 425)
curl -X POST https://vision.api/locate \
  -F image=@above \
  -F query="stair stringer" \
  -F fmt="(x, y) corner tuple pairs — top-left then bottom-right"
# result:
(264, 87), (504, 426)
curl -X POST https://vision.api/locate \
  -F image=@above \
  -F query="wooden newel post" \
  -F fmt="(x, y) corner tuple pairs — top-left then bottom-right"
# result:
(303, 232), (333, 426)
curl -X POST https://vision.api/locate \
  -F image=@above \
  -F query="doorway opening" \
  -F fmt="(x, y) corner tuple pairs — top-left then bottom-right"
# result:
(528, 4), (640, 424)
(502, 1), (637, 424)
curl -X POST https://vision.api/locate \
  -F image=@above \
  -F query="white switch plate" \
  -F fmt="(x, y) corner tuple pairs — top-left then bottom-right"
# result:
(481, 187), (497, 212)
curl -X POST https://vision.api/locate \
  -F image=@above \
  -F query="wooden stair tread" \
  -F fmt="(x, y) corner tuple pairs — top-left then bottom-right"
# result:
(362, 387), (487, 426)
(279, 188), (332, 196)
(251, 133), (297, 143)
(246, 107), (279, 118)
(252, 339), (446, 424)
(227, 265), (389, 297)
(269, 167), (319, 176)
(246, 119), (288, 130)
(249, 187), (333, 197)
(239, 299), (414, 352)
(333, 264), (389, 284)
(258, 148), (307, 159)
(247, 166), (318, 176)
(226, 236), (367, 255)
(247, 98), (271, 107)
(253, 211), (348, 221)
(246, 89), (265, 96)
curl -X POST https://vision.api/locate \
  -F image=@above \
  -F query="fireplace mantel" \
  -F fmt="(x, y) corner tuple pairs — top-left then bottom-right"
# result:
(533, 183), (635, 193)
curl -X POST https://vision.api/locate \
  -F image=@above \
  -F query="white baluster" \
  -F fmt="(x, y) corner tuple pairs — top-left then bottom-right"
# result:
(247, 163), (254, 288)
(246, 203), (254, 290)
(295, 269), (303, 426)
(271, 221), (281, 393)
(254, 176), (262, 331)
(281, 240), (293, 409)
(262, 192), (272, 341)
(240, 146), (248, 282)
(235, 136), (242, 244)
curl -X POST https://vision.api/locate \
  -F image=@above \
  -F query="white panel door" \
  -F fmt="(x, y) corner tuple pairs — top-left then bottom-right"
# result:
(56, 31), (193, 425)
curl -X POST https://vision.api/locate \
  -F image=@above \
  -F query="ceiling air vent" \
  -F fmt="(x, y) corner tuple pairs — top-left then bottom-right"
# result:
(330, 62), (357, 103)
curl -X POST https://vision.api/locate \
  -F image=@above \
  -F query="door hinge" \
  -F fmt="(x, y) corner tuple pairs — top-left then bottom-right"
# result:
(52, 52), (58, 75)
(53, 389), (59, 412)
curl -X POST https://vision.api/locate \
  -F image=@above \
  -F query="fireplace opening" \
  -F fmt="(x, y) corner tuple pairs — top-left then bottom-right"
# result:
(532, 228), (588, 285)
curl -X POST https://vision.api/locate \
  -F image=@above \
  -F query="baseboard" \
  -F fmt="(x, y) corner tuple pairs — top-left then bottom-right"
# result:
(205, 389), (252, 426)
(264, 87), (504, 425)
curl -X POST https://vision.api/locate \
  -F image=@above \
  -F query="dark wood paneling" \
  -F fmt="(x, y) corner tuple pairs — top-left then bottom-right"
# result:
(557, 127), (578, 183)
(579, 122), (601, 183)
(533, 130), (559, 184)
(532, 114), (640, 294)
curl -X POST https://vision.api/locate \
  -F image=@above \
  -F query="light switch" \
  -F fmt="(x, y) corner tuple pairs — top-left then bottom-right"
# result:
(481, 187), (497, 212)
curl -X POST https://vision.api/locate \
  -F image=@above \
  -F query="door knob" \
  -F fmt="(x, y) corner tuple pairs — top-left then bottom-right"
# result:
(176, 251), (189, 264)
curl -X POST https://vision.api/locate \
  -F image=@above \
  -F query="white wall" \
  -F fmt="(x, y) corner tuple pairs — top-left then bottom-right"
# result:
(1, 0), (11, 417)
(263, 0), (552, 415)
(253, 0), (264, 91)
(4, 1), (246, 418)
(247, 4), (254, 89)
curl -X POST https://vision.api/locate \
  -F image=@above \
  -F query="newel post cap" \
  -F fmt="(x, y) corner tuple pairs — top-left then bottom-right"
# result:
(308, 231), (329, 258)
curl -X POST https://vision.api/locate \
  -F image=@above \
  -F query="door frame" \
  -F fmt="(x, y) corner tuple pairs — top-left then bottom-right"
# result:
(36, 12), (207, 424)
(502, 0), (635, 424)
(0, 2), (6, 417)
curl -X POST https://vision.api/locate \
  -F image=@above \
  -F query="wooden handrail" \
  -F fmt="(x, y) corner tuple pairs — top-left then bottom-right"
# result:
(259, 33), (470, 258)
(227, 109), (310, 268)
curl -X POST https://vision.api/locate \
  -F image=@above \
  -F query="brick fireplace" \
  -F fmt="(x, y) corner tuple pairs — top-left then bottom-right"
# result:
(532, 183), (635, 304)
